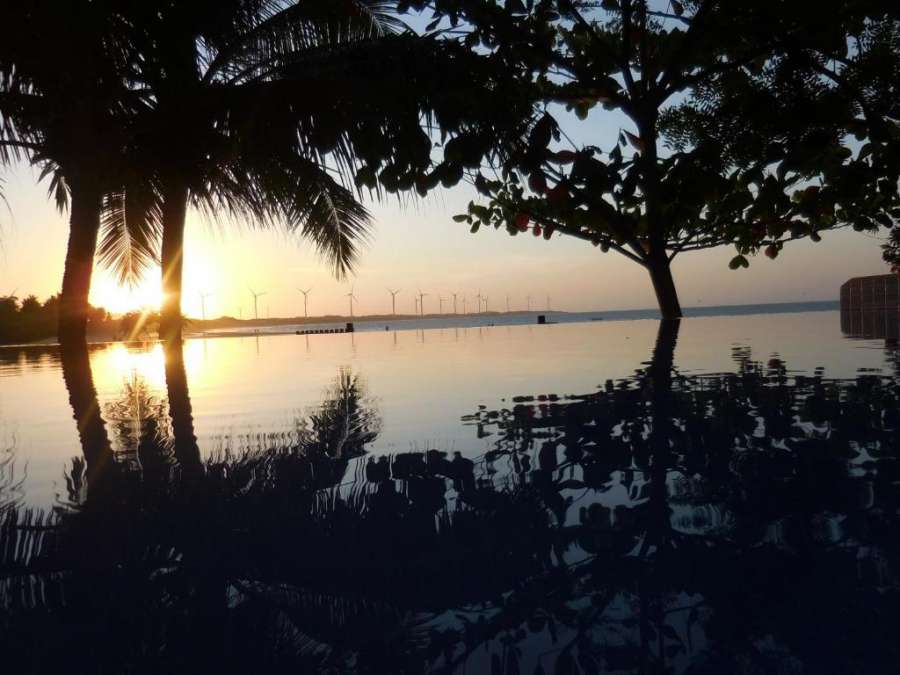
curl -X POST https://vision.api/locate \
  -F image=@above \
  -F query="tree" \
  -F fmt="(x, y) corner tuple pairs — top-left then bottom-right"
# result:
(19, 295), (41, 314)
(0, 1), (160, 343)
(882, 228), (900, 271)
(120, 0), (530, 341)
(112, 1), (407, 342)
(412, 0), (900, 318)
(3, 2), (523, 344)
(0, 292), (110, 344)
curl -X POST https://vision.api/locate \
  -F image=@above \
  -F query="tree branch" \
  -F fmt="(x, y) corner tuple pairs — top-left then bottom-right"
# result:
(646, 10), (691, 26)
(620, 0), (638, 97)
(655, 0), (718, 93)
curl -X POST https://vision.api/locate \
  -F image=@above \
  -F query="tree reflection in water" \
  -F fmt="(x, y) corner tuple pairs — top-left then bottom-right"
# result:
(1, 325), (899, 674)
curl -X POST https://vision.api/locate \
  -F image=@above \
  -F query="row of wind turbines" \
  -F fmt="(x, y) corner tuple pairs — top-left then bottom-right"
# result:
(334, 287), (553, 319)
(197, 287), (554, 321)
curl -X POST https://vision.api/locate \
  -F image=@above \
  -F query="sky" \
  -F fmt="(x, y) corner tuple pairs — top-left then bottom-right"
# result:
(0, 156), (886, 320)
(0, 7), (890, 320)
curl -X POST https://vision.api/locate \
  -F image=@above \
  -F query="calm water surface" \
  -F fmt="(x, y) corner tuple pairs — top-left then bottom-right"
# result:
(0, 311), (888, 507)
(0, 310), (898, 673)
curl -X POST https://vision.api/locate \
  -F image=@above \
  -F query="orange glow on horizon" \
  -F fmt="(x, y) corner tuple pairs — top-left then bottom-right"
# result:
(88, 231), (221, 317)
(89, 271), (162, 315)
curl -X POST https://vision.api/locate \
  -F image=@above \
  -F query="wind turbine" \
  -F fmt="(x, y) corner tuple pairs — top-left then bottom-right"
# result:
(483, 295), (489, 313)
(298, 287), (312, 318)
(346, 286), (358, 318)
(505, 294), (510, 313)
(199, 292), (213, 321)
(417, 288), (428, 317)
(414, 297), (419, 315)
(388, 288), (401, 316)
(452, 292), (458, 314)
(462, 295), (467, 314)
(476, 290), (483, 314)
(249, 287), (266, 320)
(438, 296), (446, 314)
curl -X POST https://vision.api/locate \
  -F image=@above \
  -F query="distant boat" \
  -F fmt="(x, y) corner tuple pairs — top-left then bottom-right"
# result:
(590, 317), (604, 321)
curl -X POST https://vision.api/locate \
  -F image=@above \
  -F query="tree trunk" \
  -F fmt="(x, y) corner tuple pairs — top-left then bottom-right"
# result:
(163, 341), (203, 476)
(60, 339), (113, 490)
(646, 252), (683, 320)
(58, 178), (102, 343)
(159, 178), (189, 343)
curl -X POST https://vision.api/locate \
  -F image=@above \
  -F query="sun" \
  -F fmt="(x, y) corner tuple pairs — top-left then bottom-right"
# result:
(88, 232), (222, 318)
(89, 268), (162, 315)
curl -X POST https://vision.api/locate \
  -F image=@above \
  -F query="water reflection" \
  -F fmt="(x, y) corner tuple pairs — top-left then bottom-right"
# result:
(1, 323), (899, 673)
(842, 307), (900, 340)
(164, 341), (202, 474)
(60, 341), (113, 486)
(0, 344), (60, 372)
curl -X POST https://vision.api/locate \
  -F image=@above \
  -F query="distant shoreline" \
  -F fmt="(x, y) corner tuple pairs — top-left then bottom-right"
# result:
(0, 299), (841, 348)
(187, 299), (841, 332)
(188, 299), (841, 336)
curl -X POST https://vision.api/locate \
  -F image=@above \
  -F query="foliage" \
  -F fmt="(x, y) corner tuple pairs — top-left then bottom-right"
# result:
(882, 227), (900, 271)
(0, 294), (109, 344)
(0, 1), (163, 281)
(406, 0), (900, 314)
(1, 0), (528, 341)
(99, 0), (529, 282)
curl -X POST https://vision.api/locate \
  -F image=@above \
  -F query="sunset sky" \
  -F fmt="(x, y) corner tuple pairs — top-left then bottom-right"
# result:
(1, 158), (885, 320)
(0, 15), (889, 321)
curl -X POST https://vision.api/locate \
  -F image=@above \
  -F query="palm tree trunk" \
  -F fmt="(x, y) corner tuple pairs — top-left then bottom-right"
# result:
(646, 250), (682, 320)
(58, 177), (102, 343)
(60, 339), (113, 489)
(159, 177), (189, 342)
(163, 341), (203, 475)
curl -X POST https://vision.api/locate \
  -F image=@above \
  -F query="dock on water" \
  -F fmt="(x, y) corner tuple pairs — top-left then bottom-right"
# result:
(295, 322), (355, 336)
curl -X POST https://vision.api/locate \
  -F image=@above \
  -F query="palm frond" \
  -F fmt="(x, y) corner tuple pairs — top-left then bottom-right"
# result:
(0, 508), (61, 613)
(187, 113), (372, 278)
(204, 0), (408, 85)
(97, 181), (163, 287)
(38, 165), (68, 213)
(291, 171), (372, 279)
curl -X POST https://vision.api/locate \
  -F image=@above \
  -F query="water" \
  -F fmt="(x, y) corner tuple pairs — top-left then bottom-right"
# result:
(0, 310), (883, 507)
(1, 309), (898, 673)
(202, 299), (839, 336)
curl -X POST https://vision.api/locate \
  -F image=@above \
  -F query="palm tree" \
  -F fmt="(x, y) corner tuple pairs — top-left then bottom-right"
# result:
(1, 2), (513, 346)
(111, 1), (410, 342)
(0, 2), (161, 344)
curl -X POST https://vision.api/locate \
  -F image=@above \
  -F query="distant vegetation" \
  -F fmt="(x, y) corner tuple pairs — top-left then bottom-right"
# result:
(0, 294), (158, 345)
(0, 295), (104, 344)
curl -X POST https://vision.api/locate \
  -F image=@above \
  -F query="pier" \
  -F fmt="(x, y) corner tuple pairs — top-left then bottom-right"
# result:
(295, 322), (354, 336)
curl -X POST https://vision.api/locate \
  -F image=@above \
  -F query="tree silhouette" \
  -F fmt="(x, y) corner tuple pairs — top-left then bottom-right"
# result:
(123, 1), (515, 341)
(0, 2), (160, 343)
(412, 0), (900, 318)
(3, 2), (522, 343)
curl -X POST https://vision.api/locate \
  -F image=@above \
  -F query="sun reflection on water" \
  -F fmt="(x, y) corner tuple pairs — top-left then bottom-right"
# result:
(94, 343), (166, 393)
